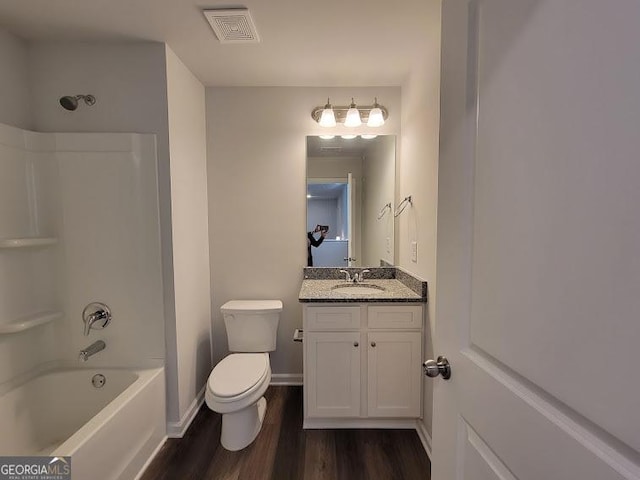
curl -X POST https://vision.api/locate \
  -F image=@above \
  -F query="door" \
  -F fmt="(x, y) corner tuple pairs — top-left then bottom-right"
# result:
(367, 331), (421, 418)
(306, 331), (361, 417)
(432, 1), (640, 479)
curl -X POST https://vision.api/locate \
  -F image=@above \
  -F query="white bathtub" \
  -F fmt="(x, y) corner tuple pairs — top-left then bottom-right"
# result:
(0, 365), (166, 480)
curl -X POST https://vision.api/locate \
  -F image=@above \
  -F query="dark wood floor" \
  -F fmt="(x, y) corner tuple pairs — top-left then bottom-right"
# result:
(141, 386), (431, 480)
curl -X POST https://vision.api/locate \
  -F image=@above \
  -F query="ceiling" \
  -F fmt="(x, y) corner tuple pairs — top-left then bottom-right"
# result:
(307, 135), (387, 158)
(307, 183), (347, 201)
(0, 0), (438, 87)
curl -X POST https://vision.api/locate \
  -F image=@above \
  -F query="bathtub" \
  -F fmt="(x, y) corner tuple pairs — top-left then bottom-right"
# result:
(0, 365), (166, 480)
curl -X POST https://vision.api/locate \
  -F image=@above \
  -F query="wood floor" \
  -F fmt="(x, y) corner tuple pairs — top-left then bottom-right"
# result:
(141, 386), (431, 480)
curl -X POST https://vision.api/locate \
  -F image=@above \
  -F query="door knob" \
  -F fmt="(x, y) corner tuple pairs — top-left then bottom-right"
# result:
(423, 356), (451, 380)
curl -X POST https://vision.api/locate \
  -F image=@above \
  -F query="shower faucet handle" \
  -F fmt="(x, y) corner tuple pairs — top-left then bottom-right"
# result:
(82, 302), (112, 336)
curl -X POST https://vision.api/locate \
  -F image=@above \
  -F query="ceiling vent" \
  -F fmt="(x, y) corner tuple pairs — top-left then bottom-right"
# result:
(203, 9), (260, 44)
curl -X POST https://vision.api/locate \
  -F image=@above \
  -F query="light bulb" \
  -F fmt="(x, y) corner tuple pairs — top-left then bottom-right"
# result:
(361, 134), (378, 139)
(341, 134), (357, 140)
(319, 134), (335, 140)
(344, 98), (362, 127)
(367, 98), (385, 127)
(318, 98), (336, 127)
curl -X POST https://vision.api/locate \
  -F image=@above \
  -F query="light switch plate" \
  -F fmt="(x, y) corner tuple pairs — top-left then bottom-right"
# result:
(386, 237), (391, 253)
(411, 241), (418, 262)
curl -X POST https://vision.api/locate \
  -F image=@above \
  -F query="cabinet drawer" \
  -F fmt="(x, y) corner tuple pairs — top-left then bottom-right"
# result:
(367, 305), (423, 329)
(305, 306), (360, 331)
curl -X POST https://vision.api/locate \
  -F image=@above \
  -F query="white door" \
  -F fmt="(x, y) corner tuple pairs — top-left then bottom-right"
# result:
(432, 1), (640, 479)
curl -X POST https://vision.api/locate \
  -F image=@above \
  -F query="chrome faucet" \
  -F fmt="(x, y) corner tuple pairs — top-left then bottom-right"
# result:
(79, 340), (106, 362)
(354, 269), (371, 283)
(339, 270), (352, 282)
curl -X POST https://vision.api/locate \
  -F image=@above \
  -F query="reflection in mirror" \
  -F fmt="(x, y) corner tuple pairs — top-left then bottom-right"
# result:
(306, 135), (395, 268)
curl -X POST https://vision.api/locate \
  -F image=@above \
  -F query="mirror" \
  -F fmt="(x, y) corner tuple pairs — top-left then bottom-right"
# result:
(306, 135), (395, 268)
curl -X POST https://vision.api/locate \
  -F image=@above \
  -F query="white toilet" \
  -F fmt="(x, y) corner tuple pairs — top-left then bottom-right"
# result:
(205, 299), (282, 451)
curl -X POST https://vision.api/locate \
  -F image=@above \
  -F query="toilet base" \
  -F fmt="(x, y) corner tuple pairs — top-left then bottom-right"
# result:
(220, 397), (267, 451)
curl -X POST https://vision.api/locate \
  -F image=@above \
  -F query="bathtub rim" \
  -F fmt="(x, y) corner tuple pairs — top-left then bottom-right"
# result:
(0, 359), (163, 397)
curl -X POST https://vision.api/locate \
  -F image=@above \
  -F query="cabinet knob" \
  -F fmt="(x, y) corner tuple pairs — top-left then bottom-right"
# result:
(370, 341), (376, 347)
(353, 341), (359, 347)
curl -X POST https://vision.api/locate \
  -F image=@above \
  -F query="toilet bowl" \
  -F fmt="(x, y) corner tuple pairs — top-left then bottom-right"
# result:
(205, 353), (271, 451)
(205, 299), (282, 451)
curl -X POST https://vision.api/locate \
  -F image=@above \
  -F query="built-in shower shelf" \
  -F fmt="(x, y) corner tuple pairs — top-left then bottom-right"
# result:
(0, 311), (63, 334)
(0, 237), (58, 249)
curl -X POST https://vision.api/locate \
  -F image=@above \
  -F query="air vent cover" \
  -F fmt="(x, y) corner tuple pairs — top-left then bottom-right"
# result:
(204, 9), (260, 44)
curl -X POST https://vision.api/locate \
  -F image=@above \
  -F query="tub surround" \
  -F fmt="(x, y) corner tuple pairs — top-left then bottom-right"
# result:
(299, 267), (427, 303)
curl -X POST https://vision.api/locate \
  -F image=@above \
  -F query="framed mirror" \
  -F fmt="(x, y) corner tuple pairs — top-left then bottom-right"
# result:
(306, 135), (395, 268)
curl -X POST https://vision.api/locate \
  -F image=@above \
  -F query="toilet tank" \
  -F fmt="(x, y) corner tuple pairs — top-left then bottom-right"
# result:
(221, 300), (283, 352)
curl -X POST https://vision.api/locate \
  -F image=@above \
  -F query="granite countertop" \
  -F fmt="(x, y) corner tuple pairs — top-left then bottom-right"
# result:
(298, 279), (426, 303)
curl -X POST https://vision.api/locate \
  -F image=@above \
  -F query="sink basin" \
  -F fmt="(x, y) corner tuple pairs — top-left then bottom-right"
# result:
(331, 284), (385, 295)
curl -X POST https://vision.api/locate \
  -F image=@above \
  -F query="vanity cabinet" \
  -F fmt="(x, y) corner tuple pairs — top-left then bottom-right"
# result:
(303, 303), (424, 427)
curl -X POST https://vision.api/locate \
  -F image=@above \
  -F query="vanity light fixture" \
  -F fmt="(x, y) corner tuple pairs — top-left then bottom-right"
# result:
(367, 98), (385, 127)
(318, 98), (337, 127)
(311, 98), (389, 127)
(344, 98), (362, 127)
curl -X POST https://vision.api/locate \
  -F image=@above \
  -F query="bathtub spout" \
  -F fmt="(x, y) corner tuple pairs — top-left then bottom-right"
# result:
(79, 340), (106, 362)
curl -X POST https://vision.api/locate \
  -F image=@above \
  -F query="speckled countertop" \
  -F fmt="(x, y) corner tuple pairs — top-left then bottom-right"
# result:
(298, 277), (426, 303)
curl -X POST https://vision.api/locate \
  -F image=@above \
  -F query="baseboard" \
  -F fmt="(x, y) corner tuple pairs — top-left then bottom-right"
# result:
(415, 419), (432, 460)
(304, 418), (417, 429)
(167, 385), (205, 438)
(270, 373), (303, 385)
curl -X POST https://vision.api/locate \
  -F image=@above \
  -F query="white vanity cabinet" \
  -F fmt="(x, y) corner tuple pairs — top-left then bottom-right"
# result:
(303, 303), (424, 428)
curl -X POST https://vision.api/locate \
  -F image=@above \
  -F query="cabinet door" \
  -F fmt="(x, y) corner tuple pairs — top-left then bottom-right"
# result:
(306, 331), (361, 418)
(367, 331), (422, 417)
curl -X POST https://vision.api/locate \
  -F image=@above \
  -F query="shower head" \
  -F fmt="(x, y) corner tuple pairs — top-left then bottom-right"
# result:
(59, 94), (96, 111)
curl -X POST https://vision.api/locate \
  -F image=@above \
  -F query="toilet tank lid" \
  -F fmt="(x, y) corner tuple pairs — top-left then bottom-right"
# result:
(221, 300), (283, 314)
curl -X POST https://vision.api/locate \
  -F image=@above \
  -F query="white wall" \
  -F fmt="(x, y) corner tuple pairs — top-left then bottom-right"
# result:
(307, 199), (338, 234)
(398, 2), (442, 442)
(206, 87), (400, 373)
(362, 136), (396, 266)
(165, 47), (211, 428)
(0, 28), (32, 130)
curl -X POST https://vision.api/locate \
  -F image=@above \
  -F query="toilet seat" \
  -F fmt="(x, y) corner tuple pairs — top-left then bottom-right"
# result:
(208, 353), (269, 403)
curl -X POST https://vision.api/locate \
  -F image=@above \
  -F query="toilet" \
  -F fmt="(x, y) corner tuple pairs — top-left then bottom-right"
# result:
(205, 299), (282, 451)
